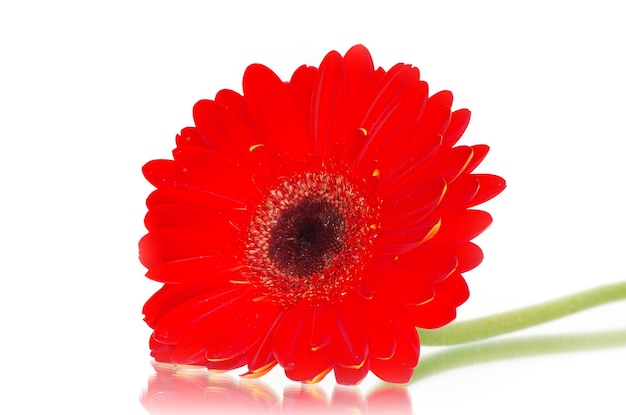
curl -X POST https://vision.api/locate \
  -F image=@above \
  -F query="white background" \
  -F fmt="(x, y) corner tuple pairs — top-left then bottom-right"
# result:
(1, 1), (625, 414)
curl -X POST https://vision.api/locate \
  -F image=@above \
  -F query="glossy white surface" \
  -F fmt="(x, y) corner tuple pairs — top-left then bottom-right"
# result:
(1, 1), (625, 413)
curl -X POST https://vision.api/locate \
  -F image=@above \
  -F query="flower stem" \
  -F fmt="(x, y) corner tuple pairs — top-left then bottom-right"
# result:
(418, 281), (626, 346)
(411, 329), (626, 383)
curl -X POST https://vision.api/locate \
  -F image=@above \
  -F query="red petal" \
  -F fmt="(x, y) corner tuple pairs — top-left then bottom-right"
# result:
(204, 301), (281, 361)
(421, 145), (474, 183)
(205, 354), (249, 371)
(247, 310), (285, 374)
(168, 339), (221, 365)
(172, 146), (254, 199)
(465, 144), (490, 173)
(417, 90), (453, 136)
(139, 227), (222, 269)
(146, 257), (239, 284)
(168, 335), (250, 368)
(454, 242), (484, 272)
(351, 72), (428, 171)
(246, 142), (292, 191)
(310, 50), (349, 160)
(391, 246), (459, 282)
(145, 189), (172, 209)
(330, 301), (369, 368)
(440, 271), (470, 306)
(309, 303), (333, 350)
(143, 281), (231, 328)
(144, 286), (178, 329)
(375, 217), (441, 255)
(215, 89), (267, 160)
(365, 80), (428, 158)
(369, 264), (435, 306)
(405, 272), (468, 328)
(175, 126), (206, 148)
(438, 174), (480, 212)
(343, 44), (375, 130)
(334, 360), (371, 386)
(142, 159), (246, 209)
(272, 301), (315, 369)
(376, 78), (448, 182)
(149, 334), (175, 362)
(379, 178), (446, 228)
(428, 210), (493, 246)
(144, 202), (242, 241)
(371, 361), (413, 384)
(377, 90), (451, 180)
(441, 108), (471, 149)
(406, 298), (455, 329)
(283, 349), (332, 382)
(370, 311), (419, 383)
(377, 133), (442, 189)
(363, 63), (420, 137)
(358, 297), (397, 359)
(468, 174), (507, 207)
(152, 285), (252, 344)
(243, 64), (306, 157)
(288, 64), (317, 154)
(192, 99), (241, 159)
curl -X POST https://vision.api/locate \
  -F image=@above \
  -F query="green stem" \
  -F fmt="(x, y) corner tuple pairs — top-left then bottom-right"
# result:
(411, 329), (626, 383)
(418, 281), (626, 346)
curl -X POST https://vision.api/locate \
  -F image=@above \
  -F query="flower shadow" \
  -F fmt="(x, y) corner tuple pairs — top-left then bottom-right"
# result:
(411, 328), (626, 383)
(141, 363), (413, 415)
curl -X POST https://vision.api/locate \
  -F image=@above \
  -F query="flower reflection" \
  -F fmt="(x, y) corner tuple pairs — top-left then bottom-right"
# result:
(141, 363), (413, 414)
(141, 363), (278, 414)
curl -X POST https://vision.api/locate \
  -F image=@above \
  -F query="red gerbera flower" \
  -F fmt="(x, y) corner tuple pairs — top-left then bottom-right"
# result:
(139, 45), (505, 385)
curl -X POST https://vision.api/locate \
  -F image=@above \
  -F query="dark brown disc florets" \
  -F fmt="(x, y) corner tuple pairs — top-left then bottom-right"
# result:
(245, 172), (380, 306)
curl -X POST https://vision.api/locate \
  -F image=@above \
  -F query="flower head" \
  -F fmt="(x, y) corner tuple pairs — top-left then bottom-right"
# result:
(140, 45), (505, 385)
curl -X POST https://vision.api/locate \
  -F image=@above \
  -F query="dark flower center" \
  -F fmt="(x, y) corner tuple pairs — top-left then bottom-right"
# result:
(244, 172), (380, 306)
(268, 197), (345, 277)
